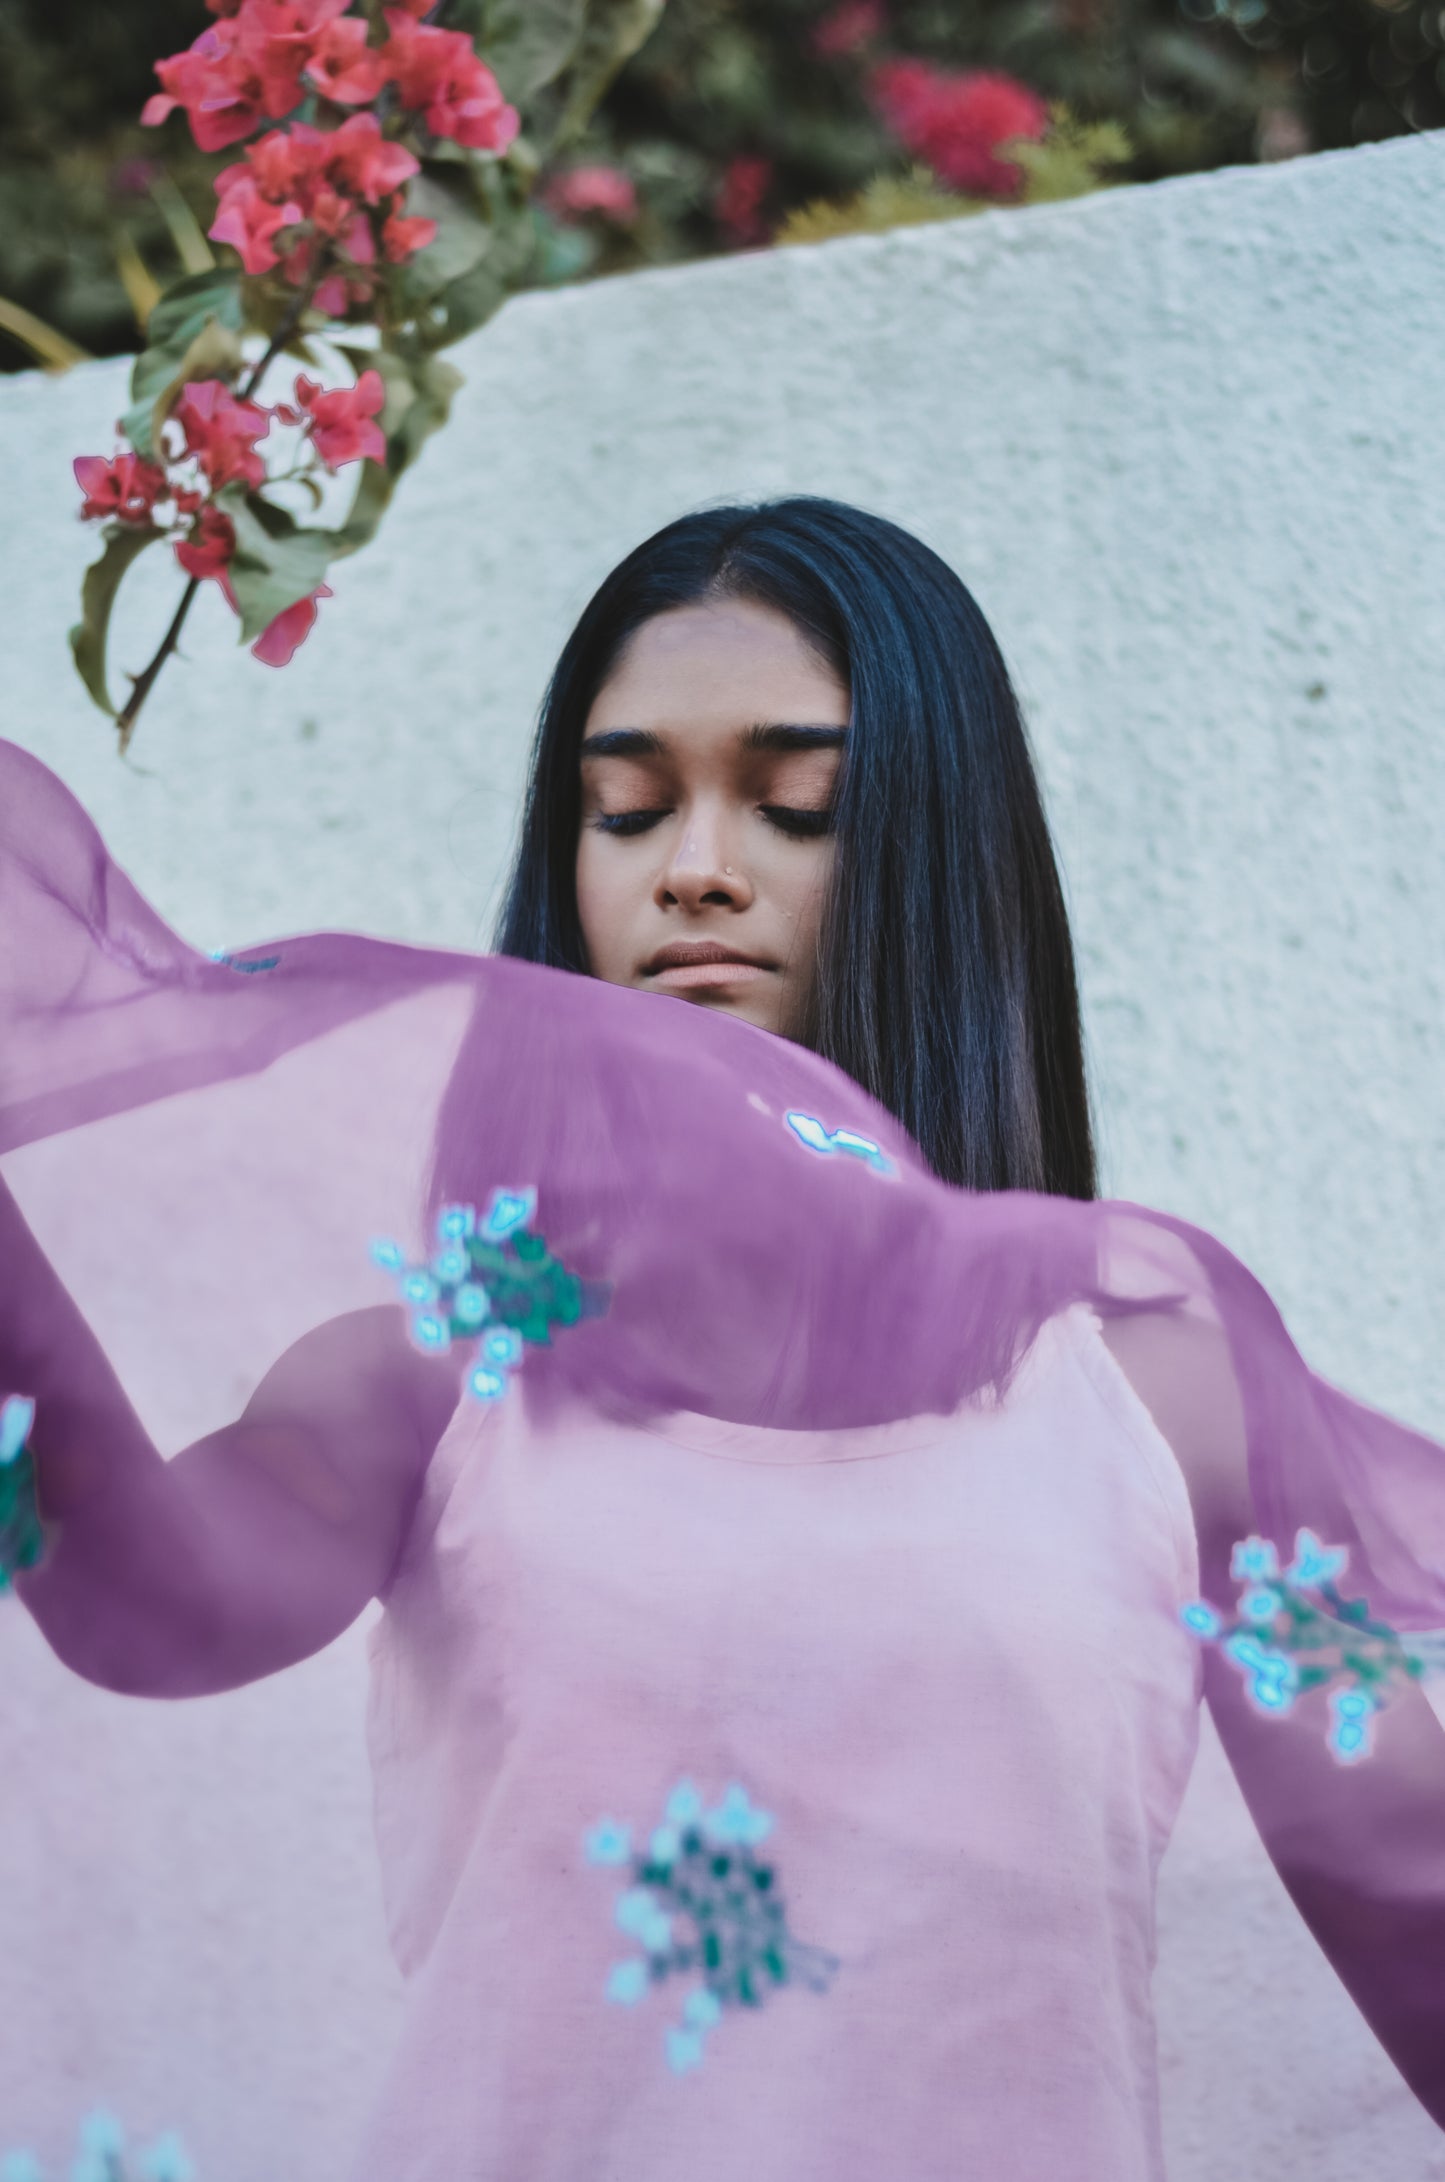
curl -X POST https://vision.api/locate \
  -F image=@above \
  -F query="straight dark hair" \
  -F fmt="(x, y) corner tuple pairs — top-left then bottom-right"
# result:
(495, 496), (1096, 1199)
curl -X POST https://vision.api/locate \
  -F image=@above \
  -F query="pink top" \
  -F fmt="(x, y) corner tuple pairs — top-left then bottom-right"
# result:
(361, 1304), (1202, 2181)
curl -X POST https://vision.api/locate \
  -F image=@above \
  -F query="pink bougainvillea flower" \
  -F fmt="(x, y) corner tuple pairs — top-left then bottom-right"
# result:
(173, 380), (273, 491)
(142, 22), (268, 151)
(292, 370), (386, 468)
(324, 113), (421, 205)
(812, 0), (885, 57)
(380, 206), (438, 261)
(380, 14), (520, 152)
(233, 0), (354, 120)
(542, 164), (639, 225)
(222, 121), (328, 206)
(714, 155), (774, 247)
(252, 583), (333, 665)
(303, 15), (389, 104)
(209, 172), (305, 273)
(869, 61), (1048, 198)
(73, 451), (170, 526)
(173, 503), (238, 584)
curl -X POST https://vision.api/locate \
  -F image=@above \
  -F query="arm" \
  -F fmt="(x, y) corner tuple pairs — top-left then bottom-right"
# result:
(1103, 1307), (1445, 2127)
(2, 1173), (459, 1697)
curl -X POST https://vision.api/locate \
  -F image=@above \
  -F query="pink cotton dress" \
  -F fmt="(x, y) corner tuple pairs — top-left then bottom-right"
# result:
(362, 1303), (1201, 2181)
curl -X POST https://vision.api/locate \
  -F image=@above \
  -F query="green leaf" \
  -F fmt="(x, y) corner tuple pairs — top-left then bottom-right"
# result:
(122, 267), (245, 458)
(69, 524), (163, 717)
(549, 0), (668, 151)
(393, 169), (499, 309)
(329, 455), (396, 560)
(220, 490), (335, 646)
(456, 0), (587, 102)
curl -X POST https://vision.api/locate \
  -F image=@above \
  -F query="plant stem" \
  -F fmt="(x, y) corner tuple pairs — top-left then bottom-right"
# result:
(116, 577), (200, 755)
(114, 262), (330, 751)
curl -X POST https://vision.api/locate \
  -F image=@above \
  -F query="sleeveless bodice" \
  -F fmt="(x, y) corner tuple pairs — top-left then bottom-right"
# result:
(361, 1303), (1201, 2181)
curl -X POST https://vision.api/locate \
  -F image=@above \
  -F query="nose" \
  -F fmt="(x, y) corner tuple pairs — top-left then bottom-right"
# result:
(654, 803), (754, 914)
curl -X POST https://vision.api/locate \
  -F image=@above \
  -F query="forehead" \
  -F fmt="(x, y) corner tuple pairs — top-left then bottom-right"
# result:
(586, 600), (849, 739)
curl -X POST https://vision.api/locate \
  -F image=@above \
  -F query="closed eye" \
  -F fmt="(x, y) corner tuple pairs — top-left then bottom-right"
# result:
(760, 805), (834, 838)
(590, 810), (664, 837)
(589, 807), (834, 840)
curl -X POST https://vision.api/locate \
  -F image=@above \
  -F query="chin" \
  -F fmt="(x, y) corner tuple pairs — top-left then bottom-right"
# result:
(687, 990), (779, 1033)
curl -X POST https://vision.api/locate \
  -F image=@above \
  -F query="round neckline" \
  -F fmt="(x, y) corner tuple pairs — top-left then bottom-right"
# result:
(637, 1403), (959, 1466)
(632, 1307), (1082, 1466)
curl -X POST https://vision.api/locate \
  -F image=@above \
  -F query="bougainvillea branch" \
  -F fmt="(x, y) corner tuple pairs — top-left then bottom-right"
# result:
(71, 0), (667, 752)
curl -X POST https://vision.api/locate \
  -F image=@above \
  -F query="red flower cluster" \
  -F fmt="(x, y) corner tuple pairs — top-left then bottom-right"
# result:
(715, 156), (775, 248)
(381, 8), (520, 153)
(541, 164), (639, 227)
(209, 115), (436, 304)
(277, 369), (386, 468)
(870, 62), (1049, 198)
(73, 451), (171, 526)
(812, 1), (886, 59)
(75, 368), (385, 668)
(144, 0), (518, 157)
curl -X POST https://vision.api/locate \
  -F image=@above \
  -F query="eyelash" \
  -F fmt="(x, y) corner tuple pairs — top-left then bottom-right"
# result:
(590, 806), (834, 840)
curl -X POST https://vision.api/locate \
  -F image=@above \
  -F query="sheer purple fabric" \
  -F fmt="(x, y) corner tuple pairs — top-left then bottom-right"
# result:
(4, 734), (1445, 2147)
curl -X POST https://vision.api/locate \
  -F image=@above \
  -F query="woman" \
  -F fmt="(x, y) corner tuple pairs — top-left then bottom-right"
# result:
(2, 497), (1444, 2181)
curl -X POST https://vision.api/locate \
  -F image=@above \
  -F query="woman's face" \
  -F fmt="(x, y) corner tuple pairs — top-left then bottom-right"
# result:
(576, 598), (849, 1040)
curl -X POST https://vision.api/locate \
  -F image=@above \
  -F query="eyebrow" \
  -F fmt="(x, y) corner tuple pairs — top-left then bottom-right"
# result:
(579, 722), (848, 759)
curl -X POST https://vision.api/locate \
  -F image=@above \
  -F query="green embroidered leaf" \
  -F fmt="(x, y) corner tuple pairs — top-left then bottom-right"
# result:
(220, 490), (335, 647)
(69, 524), (164, 717)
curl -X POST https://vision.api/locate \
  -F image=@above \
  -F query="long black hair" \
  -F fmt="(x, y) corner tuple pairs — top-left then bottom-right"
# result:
(495, 497), (1096, 1200)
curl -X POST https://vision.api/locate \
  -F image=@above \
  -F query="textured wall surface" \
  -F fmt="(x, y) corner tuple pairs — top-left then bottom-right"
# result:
(2, 131), (1444, 2180)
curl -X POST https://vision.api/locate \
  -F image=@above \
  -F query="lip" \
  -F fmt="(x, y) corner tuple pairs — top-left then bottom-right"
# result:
(642, 941), (777, 990)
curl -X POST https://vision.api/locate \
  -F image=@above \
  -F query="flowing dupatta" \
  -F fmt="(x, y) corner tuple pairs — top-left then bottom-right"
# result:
(2, 733), (1445, 2123)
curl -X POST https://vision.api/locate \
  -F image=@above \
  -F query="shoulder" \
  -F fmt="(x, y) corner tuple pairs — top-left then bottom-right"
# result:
(1096, 1307), (1251, 1556)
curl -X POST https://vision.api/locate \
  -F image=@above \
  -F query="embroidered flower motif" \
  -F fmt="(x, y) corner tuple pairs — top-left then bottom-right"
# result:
(784, 1110), (892, 1175)
(584, 1818), (632, 1866)
(1, 2116), (194, 2182)
(207, 949), (281, 972)
(369, 1188), (604, 1403)
(586, 1776), (839, 2073)
(1181, 1524), (1445, 1763)
(1229, 1535), (1279, 1583)
(0, 1395), (44, 1593)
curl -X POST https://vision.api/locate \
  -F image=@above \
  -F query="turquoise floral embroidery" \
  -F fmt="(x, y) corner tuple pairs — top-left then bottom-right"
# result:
(370, 1189), (603, 1403)
(1181, 1527), (1445, 1762)
(784, 1110), (892, 1175)
(586, 1778), (839, 2074)
(207, 948), (280, 973)
(2, 2113), (194, 2182)
(0, 1395), (43, 1592)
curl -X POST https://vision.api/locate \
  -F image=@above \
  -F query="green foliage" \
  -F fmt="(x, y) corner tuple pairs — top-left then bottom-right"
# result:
(221, 489), (336, 646)
(4, 0), (1441, 376)
(776, 110), (1131, 247)
(68, 522), (161, 715)
(121, 267), (244, 457)
(777, 173), (986, 248)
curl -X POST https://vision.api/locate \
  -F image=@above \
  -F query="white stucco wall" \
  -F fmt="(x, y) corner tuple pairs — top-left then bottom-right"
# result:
(2, 130), (1444, 2180)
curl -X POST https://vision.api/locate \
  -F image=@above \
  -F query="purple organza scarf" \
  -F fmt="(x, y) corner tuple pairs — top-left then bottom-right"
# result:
(4, 733), (1445, 2126)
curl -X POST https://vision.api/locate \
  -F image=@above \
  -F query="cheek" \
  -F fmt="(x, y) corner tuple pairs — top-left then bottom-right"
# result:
(575, 834), (638, 981)
(776, 839), (835, 944)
